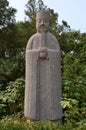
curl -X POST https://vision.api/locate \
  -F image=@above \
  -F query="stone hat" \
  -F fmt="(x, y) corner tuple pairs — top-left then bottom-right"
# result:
(36, 10), (50, 20)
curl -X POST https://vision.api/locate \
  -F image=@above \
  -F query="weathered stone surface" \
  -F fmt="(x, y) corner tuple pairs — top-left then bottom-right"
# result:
(24, 10), (63, 123)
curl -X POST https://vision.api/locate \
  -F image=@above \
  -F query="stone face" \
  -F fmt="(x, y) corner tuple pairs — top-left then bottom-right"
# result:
(24, 10), (63, 122)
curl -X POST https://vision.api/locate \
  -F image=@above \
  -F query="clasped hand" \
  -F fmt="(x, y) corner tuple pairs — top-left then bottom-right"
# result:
(39, 47), (47, 59)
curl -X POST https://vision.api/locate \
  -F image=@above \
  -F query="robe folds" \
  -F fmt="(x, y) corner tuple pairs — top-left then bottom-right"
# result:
(24, 32), (63, 121)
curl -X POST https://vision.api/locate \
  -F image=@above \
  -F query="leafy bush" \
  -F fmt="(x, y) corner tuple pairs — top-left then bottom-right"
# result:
(0, 77), (25, 118)
(61, 32), (86, 124)
(0, 53), (25, 91)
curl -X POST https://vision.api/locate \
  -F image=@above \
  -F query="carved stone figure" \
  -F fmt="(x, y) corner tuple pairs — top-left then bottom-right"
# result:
(24, 10), (62, 123)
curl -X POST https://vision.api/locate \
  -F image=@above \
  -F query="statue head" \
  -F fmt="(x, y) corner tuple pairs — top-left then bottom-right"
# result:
(36, 10), (50, 33)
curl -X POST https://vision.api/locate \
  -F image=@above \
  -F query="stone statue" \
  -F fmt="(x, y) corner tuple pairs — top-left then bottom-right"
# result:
(24, 10), (63, 123)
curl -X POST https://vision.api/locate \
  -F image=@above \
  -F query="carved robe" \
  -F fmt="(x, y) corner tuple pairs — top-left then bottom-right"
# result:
(24, 32), (62, 121)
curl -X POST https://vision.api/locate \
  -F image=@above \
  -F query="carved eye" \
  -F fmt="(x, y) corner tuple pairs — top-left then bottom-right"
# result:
(45, 21), (48, 23)
(44, 20), (48, 23)
(38, 20), (41, 23)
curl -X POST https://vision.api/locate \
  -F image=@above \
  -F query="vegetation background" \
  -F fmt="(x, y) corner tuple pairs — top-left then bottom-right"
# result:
(0, 0), (86, 129)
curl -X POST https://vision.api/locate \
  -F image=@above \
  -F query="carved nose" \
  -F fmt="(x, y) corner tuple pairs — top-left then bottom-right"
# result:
(41, 21), (44, 25)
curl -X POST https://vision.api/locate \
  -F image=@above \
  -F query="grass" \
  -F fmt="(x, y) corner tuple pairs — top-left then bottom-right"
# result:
(0, 117), (86, 130)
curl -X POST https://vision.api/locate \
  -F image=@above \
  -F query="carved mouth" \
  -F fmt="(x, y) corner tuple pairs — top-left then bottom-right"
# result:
(40, 26), (46, 30)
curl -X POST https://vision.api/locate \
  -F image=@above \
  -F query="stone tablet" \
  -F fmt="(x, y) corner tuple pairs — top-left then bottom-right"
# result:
(24, 10), (63, 123)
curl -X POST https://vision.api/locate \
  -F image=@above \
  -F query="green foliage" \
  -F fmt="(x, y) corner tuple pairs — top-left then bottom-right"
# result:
(0, 0), (16, 57)
(0, 23), (27, 57)
(0, 77), (25, 118)
(0, 52), (25, 91)
(0, 117), (26, 130)
(61, 31), (86, 124)
(0, 117), (86, 130)
(0, 0), (16, 28)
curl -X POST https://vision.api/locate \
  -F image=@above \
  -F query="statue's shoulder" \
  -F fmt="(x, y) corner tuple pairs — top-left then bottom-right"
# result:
(47, 32), (60, 50)
(29, 33), (39, 41)
(47, 32), (58, 42)
(26, 33), (39, 50)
